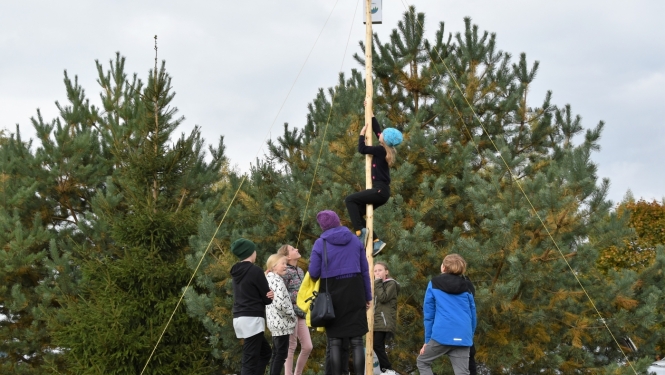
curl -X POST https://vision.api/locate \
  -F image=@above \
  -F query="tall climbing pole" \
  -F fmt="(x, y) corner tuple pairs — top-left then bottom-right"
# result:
(364, 0), (375, 373)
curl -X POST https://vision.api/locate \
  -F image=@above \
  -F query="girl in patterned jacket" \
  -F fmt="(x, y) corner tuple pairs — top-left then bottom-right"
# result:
(265, 254), (297, 375)
(277, 244), (313, 375)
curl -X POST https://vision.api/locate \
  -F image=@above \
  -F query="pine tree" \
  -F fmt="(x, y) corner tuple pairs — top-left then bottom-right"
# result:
(0, 53), (228, 374)
(0, 129), (61, 374)
(187, 7), (665, 374)
(47, 55), (228, 374)
(0, 68), (103, 373)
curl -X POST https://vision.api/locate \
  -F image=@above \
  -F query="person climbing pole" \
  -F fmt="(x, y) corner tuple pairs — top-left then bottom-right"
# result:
(345, 101), (403, 256)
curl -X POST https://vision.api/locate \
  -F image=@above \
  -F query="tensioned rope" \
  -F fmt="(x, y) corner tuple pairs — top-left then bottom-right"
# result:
(139, 1), (345, 373)
(295, 0), (361, 250)
(396, 1), (636, 373)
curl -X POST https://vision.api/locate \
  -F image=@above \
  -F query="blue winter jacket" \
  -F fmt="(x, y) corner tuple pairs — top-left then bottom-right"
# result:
(423, 273), (476, 346)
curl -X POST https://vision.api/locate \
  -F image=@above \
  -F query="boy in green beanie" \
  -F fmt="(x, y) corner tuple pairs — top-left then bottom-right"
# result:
(230, 238), (275, 375)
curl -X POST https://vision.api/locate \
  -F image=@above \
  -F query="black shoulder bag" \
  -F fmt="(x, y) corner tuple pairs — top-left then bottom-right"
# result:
(308, 240), (335, 327)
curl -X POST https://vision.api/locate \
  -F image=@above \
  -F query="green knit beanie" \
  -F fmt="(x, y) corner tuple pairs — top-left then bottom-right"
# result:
(231, 238), (256, 260)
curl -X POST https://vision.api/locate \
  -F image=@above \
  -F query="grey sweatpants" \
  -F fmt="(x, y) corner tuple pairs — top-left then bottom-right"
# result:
(417, 339), (470, 375)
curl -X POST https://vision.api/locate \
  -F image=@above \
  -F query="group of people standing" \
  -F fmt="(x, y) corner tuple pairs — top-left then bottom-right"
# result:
(229, 238), (313, 375)
(228, 208), (403, 375)
(229, 224), (476, 375)
(228, 105), (477, 375)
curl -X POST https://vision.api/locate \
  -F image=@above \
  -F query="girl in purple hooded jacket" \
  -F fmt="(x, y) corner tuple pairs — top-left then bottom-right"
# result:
(309, 210), (372, 375)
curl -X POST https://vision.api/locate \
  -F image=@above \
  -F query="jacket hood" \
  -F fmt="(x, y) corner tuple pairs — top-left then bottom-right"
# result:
(230, 261), (255, 284)
(383, 278), (401, 292)
(320, 225), (354, 246)
(432, 273), (475, 295)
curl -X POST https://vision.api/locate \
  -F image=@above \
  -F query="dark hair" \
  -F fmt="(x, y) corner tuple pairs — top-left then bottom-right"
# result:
(276, 244), (291, 257)
(375, 261), (389, 271)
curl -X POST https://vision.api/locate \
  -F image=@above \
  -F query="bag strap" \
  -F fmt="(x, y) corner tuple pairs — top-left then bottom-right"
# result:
(323, 240), (329, 292)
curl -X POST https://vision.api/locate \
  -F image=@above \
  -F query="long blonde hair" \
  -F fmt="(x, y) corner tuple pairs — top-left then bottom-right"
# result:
(381, 142), (396, 167)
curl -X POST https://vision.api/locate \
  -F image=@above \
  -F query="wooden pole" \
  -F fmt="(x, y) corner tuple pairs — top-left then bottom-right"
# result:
(364, 1), (375, 374)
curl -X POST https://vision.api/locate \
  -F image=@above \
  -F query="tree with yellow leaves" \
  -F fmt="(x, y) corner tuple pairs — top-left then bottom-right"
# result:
(599, 196), (665, 272)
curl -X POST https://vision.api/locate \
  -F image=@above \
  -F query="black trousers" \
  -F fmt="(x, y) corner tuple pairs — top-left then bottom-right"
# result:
(241, 332), (272, 375)
(270, 335), (290, 375)
(373, 331), (392, 370)
(328, 336), (364, 375)
(469, 344), (477, 375)
(345, 182), (390, 240)
(325, 337), (349, 375)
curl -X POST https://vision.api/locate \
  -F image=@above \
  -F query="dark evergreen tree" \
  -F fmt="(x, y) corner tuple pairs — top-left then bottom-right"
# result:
(0, 130), (61, 375)
(1, 53), (226, 374)
(44, 55), (226, 374)
(0, 69), (104, 373)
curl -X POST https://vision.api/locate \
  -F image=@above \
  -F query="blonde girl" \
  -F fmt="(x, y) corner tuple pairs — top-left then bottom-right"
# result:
(265, 254), (297, 375)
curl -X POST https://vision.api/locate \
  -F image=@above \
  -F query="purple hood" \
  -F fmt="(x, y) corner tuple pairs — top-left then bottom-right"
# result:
(309, 226), (372, 301)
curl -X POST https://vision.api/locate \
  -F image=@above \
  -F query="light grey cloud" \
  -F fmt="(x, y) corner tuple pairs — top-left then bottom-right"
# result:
(1, 0), (663, 204)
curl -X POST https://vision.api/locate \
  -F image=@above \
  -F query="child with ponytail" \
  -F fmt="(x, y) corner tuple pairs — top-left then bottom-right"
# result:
(345, 103), (403, 256)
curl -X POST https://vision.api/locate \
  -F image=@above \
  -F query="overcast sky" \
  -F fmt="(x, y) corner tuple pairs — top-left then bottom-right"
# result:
(1, 1), (663, 205)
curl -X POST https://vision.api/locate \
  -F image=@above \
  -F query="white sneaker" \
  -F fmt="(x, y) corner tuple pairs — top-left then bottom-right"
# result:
(381, 370), (398, 375)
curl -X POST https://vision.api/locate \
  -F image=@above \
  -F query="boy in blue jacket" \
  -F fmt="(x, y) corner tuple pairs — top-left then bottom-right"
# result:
(417, 254), (476, 375)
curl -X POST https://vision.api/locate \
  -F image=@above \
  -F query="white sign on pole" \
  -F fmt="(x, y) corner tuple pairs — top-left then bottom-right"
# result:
(363, 0), (382, 24)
